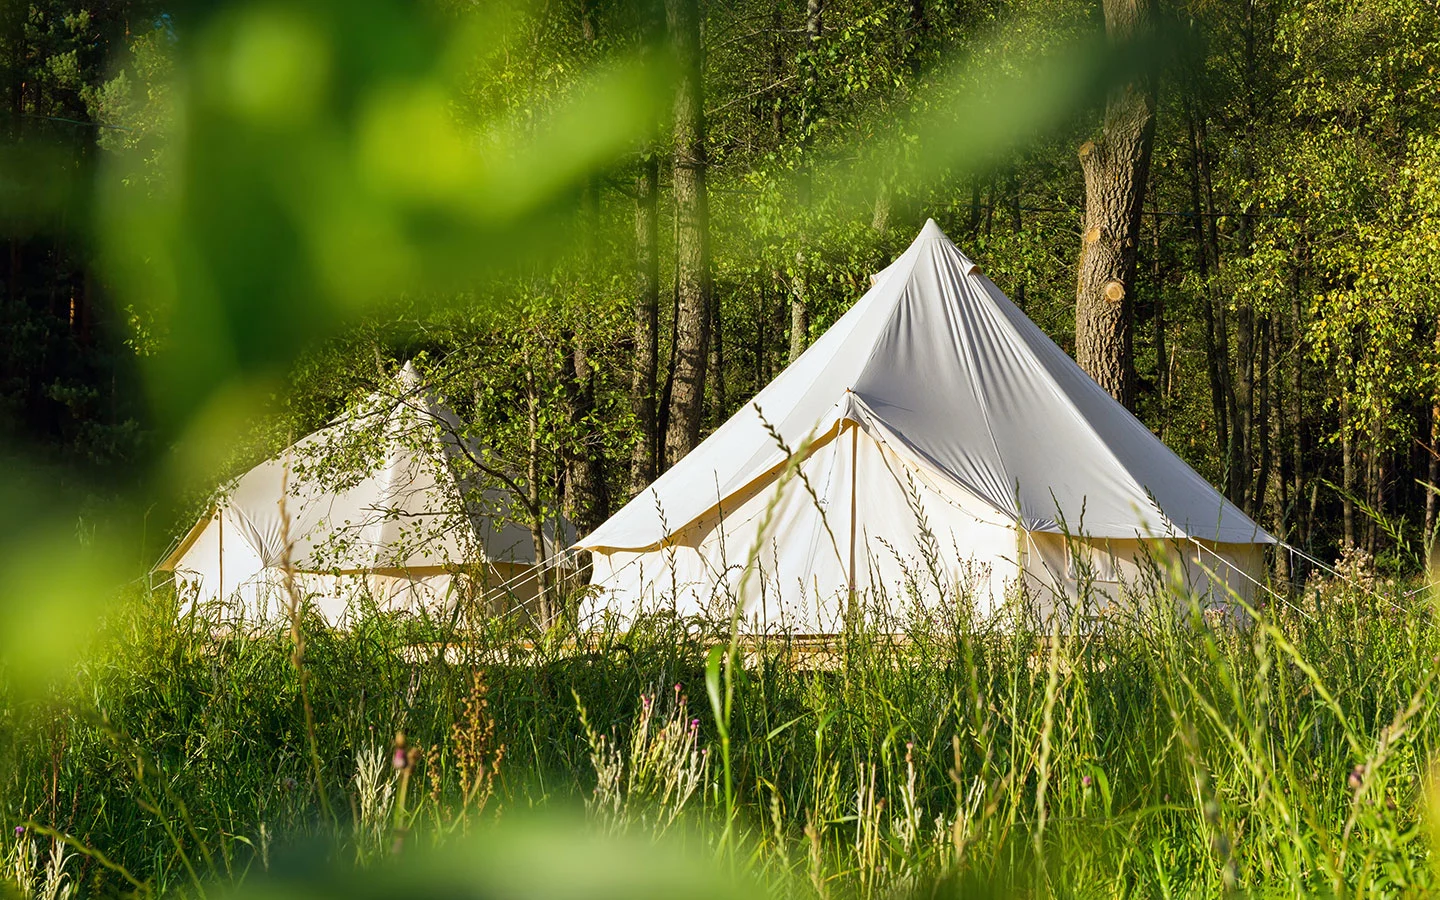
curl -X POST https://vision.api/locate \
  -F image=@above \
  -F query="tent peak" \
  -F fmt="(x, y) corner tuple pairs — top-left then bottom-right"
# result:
(914, 219), (979, 276)
(396, 360), (422, 392)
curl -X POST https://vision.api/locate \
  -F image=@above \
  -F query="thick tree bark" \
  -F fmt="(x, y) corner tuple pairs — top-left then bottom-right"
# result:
(629, 151), (661, 494)
(1074, 0), (1156, 410)
(662, 0), (713, 469)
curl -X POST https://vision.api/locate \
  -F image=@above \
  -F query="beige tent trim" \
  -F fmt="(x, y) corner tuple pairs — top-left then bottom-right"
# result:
(156, 505), (218, 572)
(590, 417), (853, 555)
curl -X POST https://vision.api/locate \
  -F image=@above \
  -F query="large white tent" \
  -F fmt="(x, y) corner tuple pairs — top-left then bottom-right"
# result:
(576, 221), (1273, 632)
(158, 364), (572, 626)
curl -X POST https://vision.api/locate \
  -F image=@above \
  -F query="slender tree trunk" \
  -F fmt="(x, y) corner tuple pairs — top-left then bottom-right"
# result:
(1187, 103), (1229, 465)
(769, 0), (784, 141)
(1149, 184), (1165, 419)
(630, 151), (661, 494)
(562, 339), (610, 539)
(789, 0), (823, 360)
(1074, 0), (1156, 409)
(662, 0), (713, 469)
(1427, 401), (1438, 567)
(1009, 165), (1026, 310)
(1234, 304), (1254, 509)
(1196, 108), (1238, 499)
(1274, 314), (1292, 581)
(788, 252), (809, 363)
(525, 378), (552, 627)
(561, 165), (609, 549)
(1290, 224), (1309, 550)
(1251, 312), (1272, 517)
(1427, 320), (1440, 569)
(967, 178), (983, 235)
(707, 283), (726, 420)
(1342, 391), (1355, 547)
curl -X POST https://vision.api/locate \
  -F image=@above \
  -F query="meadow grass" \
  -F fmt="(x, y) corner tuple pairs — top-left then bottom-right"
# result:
(1, 553), (1438, 898)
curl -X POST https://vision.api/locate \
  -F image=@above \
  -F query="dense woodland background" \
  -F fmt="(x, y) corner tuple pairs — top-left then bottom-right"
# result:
(5, 0), (1440, 578)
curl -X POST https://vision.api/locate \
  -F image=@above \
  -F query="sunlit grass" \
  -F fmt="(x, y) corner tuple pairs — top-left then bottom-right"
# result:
(1, 559), (1435, 897)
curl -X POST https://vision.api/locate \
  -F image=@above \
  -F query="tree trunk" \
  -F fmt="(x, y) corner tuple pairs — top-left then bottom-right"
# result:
(1196, 108), (1238, 500)
(1074, 0), (1156, 409)
(707, 283), (726, 421)
(1149, 183), (1164, 419)
(525, 380), (552, 628)
(630, 151), (661, 494)
(662, 0), (713, 469)
(1008, 165), (1026, 311)
(1428, 400), (1438, 568)
(1187, 104), (1229, 465)
(1341, 392), (1355, 548)
(1234, 303), (1254, 510)
(1251, 311), (1272, 518)
(789, 0), (824, 361)
(1289, 228), (1308, 553)
(562, 340), (610, 540)
(562, 156), (609, 549)
(789, 252), (809, 364)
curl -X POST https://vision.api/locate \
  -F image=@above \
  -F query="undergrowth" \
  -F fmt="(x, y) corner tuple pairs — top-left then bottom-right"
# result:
(1, 555), (1438, 898)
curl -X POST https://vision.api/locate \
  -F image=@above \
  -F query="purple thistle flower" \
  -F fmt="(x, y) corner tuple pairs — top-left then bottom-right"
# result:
(13, 825), (23, 837)
(393, 747), (408, 770)
(1081, 775), (1093, 789)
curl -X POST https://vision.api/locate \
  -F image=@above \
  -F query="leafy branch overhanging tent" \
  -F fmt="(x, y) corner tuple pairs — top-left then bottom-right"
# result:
(156, 364), (574, 626)
(575, 221), (1274, 632)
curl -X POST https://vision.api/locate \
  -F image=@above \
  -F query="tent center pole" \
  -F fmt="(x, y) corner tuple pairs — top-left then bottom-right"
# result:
(847, 423), (858, 602)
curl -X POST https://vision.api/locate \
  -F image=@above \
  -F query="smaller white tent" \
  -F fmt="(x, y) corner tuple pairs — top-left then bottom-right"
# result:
(575, 221), (1273, 633)
(157, 364), (572, 626)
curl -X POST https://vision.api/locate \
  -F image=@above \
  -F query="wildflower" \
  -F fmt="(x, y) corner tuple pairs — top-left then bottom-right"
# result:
(393, 732), (410, 771)
(1348, 764), (1365, 791)
(13, 825), (22, 837)
(1081, 775), (1093, 789)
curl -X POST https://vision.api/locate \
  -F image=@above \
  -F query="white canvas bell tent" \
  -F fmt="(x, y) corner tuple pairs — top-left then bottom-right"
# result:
(157, 363), (573, 626)
(575, 220), (1273, 633)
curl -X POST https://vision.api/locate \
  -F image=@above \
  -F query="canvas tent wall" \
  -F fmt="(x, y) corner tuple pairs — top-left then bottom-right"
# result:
(157, 364), (573, 626)
(575, 221), (1273, 633)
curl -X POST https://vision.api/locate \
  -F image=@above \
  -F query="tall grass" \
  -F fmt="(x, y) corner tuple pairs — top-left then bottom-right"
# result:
(1, 552), (1437, 897)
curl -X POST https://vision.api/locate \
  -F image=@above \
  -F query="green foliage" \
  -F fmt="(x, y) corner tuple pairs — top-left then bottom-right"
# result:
(2, 572), (1440, 896)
